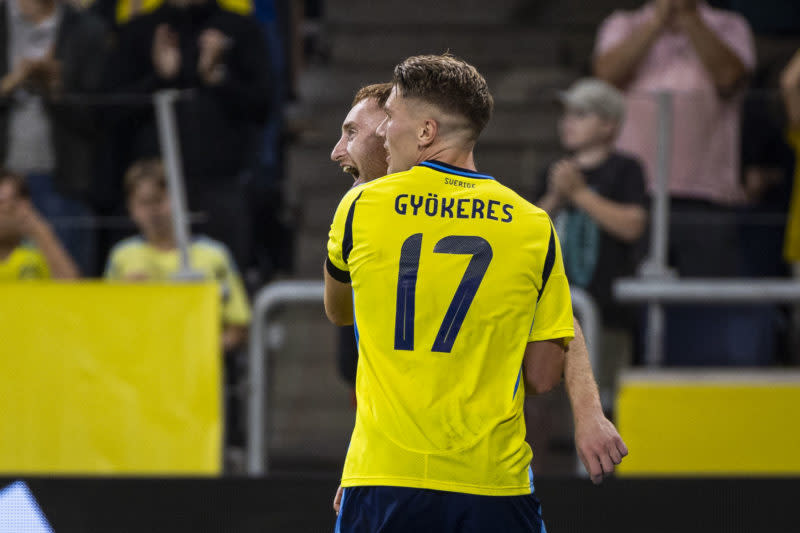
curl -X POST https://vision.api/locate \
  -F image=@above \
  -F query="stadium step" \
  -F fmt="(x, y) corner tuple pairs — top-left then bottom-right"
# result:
(326, 23), (596, 70)
(298, 64), (578, 106)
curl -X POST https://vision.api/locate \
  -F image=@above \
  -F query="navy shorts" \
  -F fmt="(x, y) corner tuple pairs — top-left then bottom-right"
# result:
(335, 486), (546, 533)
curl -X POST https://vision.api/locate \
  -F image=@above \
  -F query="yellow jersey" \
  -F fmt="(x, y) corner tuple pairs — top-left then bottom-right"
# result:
(105, 236), (251, 326)
(0, 243), (50, 280)
(327, 160), (574, 496)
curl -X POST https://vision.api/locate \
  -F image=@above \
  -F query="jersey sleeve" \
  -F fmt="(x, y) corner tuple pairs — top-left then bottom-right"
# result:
(528, 221), (574, 344)
(326, 186), (364, 283)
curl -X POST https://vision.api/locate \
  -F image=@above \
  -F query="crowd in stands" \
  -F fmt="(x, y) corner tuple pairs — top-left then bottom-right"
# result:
(526, 0), (800, 382)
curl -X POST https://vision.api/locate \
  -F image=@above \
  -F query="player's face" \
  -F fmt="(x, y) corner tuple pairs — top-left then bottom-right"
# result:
(558, 107), (616, 152)
(331, 98), (389, 184)
(377, 87), (423, 175)
(128, 180), (173, 237)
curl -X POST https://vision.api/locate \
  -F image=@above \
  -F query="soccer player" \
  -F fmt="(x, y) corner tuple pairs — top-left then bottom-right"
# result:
(324, 54), (625, 532)
(330, 83), (628, 494)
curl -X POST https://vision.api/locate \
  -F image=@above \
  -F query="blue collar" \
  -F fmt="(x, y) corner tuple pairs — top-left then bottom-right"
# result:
(419, 160), (495, 180)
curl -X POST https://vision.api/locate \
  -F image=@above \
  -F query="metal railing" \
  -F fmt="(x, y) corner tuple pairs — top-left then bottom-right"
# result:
(616, 90), (799, 364)
(245, 281), (601, 477)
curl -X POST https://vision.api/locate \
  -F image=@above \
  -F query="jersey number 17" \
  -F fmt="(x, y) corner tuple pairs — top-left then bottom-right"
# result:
(394, 233), (493, 353)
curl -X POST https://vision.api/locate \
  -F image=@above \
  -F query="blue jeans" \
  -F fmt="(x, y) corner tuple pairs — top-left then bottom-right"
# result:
(26, 173), (95, 276)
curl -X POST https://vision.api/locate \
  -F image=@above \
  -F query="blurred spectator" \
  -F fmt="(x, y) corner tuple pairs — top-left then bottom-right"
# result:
(105, 0), (272, 270)
(0, 0), (109, 276)
(0, 170), (79, 279)
(89, 0), (254, 31)
(104, 158), (251, 452)
(532, 79), (647, 396)
(781, 49), (800, 362)
(781, 49), (800, 268)
(593, 0), (755, 277)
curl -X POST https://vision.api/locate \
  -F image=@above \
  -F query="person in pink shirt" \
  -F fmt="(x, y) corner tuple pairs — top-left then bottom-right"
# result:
(593, 0), (755, 276)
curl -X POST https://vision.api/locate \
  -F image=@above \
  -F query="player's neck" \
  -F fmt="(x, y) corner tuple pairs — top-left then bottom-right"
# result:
(419, 146), (477, 172)
(573, 144), (612, 169)
(145, 232), (177, 252)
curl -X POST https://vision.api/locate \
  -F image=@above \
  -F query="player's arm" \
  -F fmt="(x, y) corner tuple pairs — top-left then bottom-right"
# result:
(324, 188), (361, 326)
(523, 339), (566, 394)
(566, 320), (628, 484)
(324, 266), (353, 326)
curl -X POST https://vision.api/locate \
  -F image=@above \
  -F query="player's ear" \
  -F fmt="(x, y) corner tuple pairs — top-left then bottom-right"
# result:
(418, 118), (438, 148)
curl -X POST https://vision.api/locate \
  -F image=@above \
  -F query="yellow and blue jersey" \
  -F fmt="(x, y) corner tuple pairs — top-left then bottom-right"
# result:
(327, 160), (574, 496)
(105, 235), (251, 326)
(0, 243), (50, 280)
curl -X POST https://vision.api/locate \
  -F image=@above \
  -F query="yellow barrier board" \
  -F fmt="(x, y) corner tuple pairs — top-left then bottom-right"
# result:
(617, 370), (800, 475)
(0, 283), (221, 474)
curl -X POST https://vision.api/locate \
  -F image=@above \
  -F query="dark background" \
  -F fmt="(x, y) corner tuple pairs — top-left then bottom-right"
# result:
(3, 476), (798, 532)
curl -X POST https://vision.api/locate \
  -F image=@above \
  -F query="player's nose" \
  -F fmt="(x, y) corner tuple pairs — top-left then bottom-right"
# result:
(331, 136), (346, 162)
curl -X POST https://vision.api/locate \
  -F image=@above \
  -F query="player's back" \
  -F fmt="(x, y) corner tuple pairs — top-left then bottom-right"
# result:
(327, 160), (573, 496)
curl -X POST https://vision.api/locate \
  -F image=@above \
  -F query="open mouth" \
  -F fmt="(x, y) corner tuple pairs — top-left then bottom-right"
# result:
(342, 165), (359, 178)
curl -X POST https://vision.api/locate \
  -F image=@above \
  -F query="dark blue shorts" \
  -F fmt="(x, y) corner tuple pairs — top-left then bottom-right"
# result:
(335, 486), (546, 533)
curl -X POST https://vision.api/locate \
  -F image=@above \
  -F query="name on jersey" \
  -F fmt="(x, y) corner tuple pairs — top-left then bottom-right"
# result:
(395, 193), (513, 222)
(444, 177), (476, 189)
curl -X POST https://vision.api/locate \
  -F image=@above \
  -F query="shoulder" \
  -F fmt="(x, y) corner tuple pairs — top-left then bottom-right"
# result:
(608, 151), (645, 172)
(192, 236), (237, 266)
(108, 235), (146, 260)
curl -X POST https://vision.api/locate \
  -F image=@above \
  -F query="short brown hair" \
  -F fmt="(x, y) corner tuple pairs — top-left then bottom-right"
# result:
(392, 53), (493, 138)
(124, 158), (166, 198)
(0, 169), (29, 198)
(352, 82), (393, 108)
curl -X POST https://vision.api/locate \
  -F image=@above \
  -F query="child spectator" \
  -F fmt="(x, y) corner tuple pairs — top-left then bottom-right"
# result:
(0, 170), (79, 280)
(104, 158), (251, 460)
(532, 78), (647, 397)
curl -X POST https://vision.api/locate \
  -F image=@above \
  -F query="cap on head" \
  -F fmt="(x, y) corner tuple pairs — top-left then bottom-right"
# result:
(558, 78), (625, 122)
(392, 53), (493, 140)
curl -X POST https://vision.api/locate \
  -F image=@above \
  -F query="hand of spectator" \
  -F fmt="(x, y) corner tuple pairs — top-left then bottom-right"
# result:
(198, 29), (231, 85)
(153, 24), (181, 80)
(575, 411), (629, 484)
(12, 198), (51, 240)
(333, 485), (343, 515)
(653, 0), (674, 28)
(549, 160), (587, 202)
(780, 49), (800, 92)
(27, 56), (63, 96)
(0, 59), (35, 96)
(673, 0), (701, 29)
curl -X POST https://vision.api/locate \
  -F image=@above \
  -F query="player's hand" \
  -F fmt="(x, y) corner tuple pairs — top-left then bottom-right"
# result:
(333, 485), (343, 515)
(574, 413), (628, 484)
